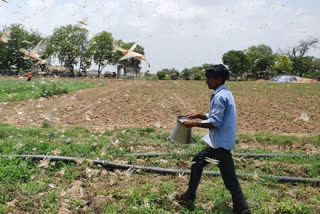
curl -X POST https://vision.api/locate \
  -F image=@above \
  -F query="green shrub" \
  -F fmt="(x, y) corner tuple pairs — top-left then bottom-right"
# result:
(156, 71), (166, 80)
(192, 73), (202, 80)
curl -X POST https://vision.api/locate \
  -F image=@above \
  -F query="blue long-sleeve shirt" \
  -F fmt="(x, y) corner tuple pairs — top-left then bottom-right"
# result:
(201, 84), (236, 150)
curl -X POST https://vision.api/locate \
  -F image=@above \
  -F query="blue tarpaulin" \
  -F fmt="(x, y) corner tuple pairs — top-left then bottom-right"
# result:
(269, 75), (301, 82)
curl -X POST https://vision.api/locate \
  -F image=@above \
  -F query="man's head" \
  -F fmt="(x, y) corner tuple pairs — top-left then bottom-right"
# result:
(205, 64), (230, 90)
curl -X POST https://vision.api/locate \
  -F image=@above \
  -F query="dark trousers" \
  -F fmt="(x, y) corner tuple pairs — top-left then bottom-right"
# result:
(184, 145), (250, 214)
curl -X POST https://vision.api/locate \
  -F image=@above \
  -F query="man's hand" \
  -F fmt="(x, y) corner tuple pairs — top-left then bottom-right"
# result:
(181, 120), (195, 128)
(185, 113), (198, 119)
(185, 113), (207, 120)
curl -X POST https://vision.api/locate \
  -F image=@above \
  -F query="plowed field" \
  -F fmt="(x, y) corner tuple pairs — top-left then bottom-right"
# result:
(1, 79), (319, 135)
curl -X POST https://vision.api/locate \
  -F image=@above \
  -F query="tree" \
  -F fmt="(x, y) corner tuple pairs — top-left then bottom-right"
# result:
(198, 69), (206, 80)
(311, 58), (320, 72)
(181, 65), (207, 80)
(200, 63), (214, 70)
(156, 71), (166, 80)
(273, 55), (292, 74)
(181, 68), (192, 80)
(222, 50), (251, 78)
(48, 24), (89, 76)
(311, 58), (320, 79)
(190, 66), (204, 80)
(287, 37), (319, 57)
(89, 31), (114, 77)
(78, 44), (92, 76)
(0, 24), (43, 74)
(245, 44), (276, 79)
(160, 68), (179, 80)
(283, 37), (319, 77)
(192, 72), (202, 80)
(290, 56), (313, 77)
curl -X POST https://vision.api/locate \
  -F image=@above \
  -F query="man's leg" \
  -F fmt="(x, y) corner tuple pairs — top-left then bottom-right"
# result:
(183, 145), (214, 201)
(215, 148), (250, 214)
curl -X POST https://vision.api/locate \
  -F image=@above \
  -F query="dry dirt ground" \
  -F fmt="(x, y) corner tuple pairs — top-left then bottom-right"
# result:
(0, 79), (319, 135)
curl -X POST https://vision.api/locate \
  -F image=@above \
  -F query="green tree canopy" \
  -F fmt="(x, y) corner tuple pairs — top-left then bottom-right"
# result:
(156, 70), (166, 80)
(200, 63), (214, 70)
(310, 57), (320, 79)
(89, 31), (114, 77)
(283, 37), (319, 78)
(181, 68), (192, 80)
(48, 24), (89, 76)
(245, 44), (276, 79)
(0, 24), (43, 74)
(311, 58), (320, 73)
(161, 68), (179, 80)
(274, 55), (292, 74)
(189, 66), (204, 80)
(78, 41), (92, 76)
(222, 50), (251, 78)
(180, 64), (211, 80)
(290, 56), (313, 77)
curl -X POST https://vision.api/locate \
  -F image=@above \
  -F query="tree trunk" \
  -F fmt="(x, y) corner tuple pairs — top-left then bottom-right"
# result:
(98, 63), (101, 77)
(78, 58), (83, 76)
(39, 64), (46, 73)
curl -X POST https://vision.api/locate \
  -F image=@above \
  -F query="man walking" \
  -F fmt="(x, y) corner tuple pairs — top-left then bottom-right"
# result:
(177, 64), (250, 214)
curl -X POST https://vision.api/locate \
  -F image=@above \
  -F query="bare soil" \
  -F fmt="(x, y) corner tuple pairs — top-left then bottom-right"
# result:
(0, 79), (319, 135)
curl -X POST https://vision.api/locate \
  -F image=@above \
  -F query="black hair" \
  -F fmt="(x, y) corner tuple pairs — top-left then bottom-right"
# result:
(205, 64), (230, 82)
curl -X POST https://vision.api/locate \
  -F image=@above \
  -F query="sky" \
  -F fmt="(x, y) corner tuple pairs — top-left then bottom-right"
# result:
(0, 0), (319, 73)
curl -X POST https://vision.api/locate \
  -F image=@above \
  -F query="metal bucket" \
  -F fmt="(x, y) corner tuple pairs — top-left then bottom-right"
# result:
(168, 116), (192, 144)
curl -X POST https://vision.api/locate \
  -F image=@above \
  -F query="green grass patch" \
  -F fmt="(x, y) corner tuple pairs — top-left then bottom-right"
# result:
(0, 157), (34, 183)
(237, 132), (320, 146)
(0, 123), (319, 213)
(0, 79), (104, 102)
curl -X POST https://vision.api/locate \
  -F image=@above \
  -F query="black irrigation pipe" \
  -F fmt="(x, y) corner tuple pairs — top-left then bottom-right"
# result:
(122, 152), (320, 158)
(1, 154), (320, 185)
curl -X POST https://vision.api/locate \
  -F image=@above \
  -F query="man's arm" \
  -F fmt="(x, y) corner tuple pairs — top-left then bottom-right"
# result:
(181, 120), (215, 129)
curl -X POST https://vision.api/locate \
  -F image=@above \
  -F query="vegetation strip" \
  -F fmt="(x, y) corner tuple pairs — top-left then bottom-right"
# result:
(0, 79), (104, 102)
(2, 154), (320, 185)
(123, 152), (320, 158)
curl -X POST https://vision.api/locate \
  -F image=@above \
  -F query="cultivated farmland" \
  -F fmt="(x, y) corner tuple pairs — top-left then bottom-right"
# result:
(0, 78), (319, 213)
(0, 78), (319, 135)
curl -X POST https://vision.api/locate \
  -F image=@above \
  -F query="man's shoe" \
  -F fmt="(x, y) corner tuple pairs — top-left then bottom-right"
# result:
(175, 193), (194, 208)
(233, 198), (251, 214)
